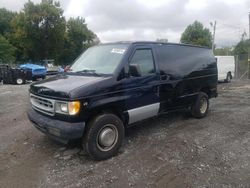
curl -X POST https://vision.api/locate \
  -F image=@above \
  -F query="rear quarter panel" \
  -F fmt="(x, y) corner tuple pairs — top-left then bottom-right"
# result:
(155, 44), (217, 110)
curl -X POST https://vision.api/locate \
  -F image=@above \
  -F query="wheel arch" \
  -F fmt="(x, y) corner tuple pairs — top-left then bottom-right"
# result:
(200, 87), (211, 98)
(85, 105), (128, 127)
(227, 71), (233, 79)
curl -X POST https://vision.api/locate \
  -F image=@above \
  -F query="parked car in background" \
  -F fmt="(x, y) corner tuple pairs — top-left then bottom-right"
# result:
(20, 63), (47, 81)
(216, 56), (235, 82)
(27, 41), (218, 160)
(0, 64), (32, 84)
(45, 63), (64, 75)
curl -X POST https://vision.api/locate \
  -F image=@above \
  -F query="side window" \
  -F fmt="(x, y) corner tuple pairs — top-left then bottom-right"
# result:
(129, 49), (155, 77)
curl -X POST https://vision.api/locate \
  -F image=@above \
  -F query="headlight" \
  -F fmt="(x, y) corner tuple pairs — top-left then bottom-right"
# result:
(60, 103), (68, 113)
(55, 101), (80, 115)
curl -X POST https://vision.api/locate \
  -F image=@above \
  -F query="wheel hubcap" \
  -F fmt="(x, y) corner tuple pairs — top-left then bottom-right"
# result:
(97, 124), (118, 151)
(200, 98), (207, 114)
(17, 79), (23, 84)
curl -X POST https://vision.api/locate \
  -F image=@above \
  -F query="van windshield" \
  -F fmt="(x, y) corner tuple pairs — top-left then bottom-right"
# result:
(70, 44), (128, 75)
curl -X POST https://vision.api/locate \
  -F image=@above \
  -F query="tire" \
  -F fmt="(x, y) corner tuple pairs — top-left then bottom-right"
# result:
(225, 72), (232, 83)
(83, 113), (124, 160)
(16, 78), (24, 85)
(191, 92), (209, 118)
(41, 75), (46, 80)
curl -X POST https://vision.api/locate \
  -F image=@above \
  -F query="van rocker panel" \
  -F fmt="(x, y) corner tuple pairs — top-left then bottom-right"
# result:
(128, 103), (160, 124)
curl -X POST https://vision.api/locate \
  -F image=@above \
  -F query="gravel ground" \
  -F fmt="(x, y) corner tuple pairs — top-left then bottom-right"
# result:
(0, 80), (250, 188)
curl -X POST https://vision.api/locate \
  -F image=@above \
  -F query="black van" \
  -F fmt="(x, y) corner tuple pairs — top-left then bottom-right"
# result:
(27, 41), (217, 160)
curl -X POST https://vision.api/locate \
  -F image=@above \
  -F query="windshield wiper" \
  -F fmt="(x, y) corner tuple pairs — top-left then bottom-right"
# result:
(75, 69), (100, 76)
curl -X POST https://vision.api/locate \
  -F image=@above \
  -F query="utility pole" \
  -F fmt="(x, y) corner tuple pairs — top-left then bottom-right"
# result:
(211, 21), (217, 53)
(248, 13), (250, 79)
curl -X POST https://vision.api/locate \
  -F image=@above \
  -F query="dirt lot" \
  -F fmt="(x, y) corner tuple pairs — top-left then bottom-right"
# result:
(0, 80), (250, 188)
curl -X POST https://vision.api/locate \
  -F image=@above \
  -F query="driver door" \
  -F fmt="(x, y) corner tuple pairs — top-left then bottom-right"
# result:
(123, 47), (160, 124)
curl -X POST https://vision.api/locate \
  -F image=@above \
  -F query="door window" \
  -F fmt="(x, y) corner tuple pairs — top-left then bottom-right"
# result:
(129, 49), (155, 77)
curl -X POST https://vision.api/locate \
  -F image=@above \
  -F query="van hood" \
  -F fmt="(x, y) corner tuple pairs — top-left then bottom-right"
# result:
(30, 74), (110, 99)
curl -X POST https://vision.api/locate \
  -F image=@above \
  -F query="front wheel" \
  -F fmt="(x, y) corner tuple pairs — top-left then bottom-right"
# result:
(191, 92), (209, 118)
(83, 113), (124, 160)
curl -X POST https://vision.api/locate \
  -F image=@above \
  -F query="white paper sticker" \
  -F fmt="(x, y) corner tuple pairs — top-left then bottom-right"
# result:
(111, 48), (126, 54)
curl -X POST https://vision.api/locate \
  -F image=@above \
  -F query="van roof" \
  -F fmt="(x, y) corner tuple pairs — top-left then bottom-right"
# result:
(102, 41), (211, 49)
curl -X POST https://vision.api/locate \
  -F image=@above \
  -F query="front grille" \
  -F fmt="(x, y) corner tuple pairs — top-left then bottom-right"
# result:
(30, 94), (55, 116)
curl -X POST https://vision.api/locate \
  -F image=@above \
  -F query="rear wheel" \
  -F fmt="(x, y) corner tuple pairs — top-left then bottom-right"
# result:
(191, 92), (209, 118)
(82, 113), (124, 160)
(225, 72), (232, 83)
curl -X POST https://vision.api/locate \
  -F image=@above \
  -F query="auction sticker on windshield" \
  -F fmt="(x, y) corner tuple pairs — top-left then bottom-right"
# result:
(111, 48), (126, 54)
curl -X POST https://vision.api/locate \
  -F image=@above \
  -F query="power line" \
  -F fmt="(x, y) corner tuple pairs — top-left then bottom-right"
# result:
(218, 23), (244, 29)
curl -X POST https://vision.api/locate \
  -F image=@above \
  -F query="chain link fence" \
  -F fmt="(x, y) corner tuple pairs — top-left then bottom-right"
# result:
(235, 54), (250, 79)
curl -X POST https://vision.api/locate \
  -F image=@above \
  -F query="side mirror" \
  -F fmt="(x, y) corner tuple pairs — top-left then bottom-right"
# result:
(117, 68), (126, 81)
(129, 64), (141, 77)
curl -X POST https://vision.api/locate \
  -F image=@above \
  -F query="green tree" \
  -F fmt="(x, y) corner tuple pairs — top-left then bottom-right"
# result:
(9, 12), (28, 62)
(180, 21), (212, 48)
(0, 8), (16, 36)
(0, 34), (16, 63)
(1, 1), (99, 65)
(234, 39), (249, 55)
(214, 47), (234, 56)
(11, 0), (66, 62)
(59, 17), (98, 65)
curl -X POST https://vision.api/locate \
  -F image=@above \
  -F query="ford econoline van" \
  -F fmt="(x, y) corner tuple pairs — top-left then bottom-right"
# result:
(28, 41), (218, 160)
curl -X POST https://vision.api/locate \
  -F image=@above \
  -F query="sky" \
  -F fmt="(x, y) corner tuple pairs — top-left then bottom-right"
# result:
(0, 0), (250, 47)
